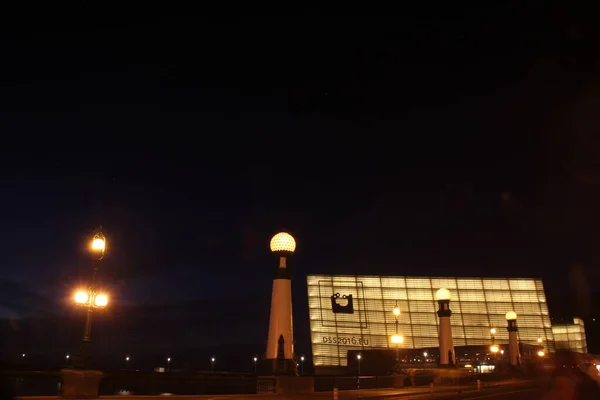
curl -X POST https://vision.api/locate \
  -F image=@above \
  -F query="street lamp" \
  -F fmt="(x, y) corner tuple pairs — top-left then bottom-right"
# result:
(167, 357), (171, 371)
(65, 354), (70, 361)
(537, 337), (543, 344)
(537, 350), (545, 357)
(391, 301), (402, 365)
(490, 345), (499, 354)
(300, 355), (305, 375)
(253, 357), (258, 375)
(211, 357), (215, 372)
(125, 355), (130, 370)
(356, 354), (362, 389)
(73, 230), (108, 369)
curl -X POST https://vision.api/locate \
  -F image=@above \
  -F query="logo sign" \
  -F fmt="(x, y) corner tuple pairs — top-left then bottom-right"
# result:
(331, 293), (354, 314)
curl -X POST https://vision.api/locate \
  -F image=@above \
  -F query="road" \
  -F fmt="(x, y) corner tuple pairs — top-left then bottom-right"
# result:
(401, 385), (546, 399)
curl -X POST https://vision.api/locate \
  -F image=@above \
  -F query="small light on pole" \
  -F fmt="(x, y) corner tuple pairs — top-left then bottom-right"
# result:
(537, 337), (543, 344)
(125, 355), (130, 369)
(65, 354), (70, 361)
(167, 357), (171, 372)
(300, 355), (305, 375)
(22, 353), (26, 358)
(357, 354), (362, 374)
(253, 356), (258, 375)
(211, 357), (215, 373)
(537, 350), (545, 357)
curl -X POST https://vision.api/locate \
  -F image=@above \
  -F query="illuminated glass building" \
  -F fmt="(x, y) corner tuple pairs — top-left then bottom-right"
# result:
(552, 318), (587, 354)
(307, 275), (587, 373)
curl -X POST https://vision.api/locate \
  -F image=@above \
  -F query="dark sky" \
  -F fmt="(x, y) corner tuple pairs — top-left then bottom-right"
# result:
(0, 9), (599, 366)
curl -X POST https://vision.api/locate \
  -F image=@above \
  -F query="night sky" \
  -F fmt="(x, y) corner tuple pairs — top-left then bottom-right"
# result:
(0, 9), (599, 369)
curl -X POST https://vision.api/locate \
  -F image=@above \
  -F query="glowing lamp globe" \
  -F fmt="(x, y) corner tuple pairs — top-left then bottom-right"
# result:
(435, 288), (451, 301)
(94, 294), (108, 307)
(270, 232), (296, 253)
(505, 311), (517, 321)
(74, 291), (89, 304)
(393, 307), (401, 317)
(91, 233), (106, 251)
(490, 345), (499, 353)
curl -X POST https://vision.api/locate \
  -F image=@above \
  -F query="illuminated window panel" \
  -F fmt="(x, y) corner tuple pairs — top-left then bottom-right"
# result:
(363, 299), (385, 312)
(461, 314), (491, 326)
(516, 315), (543, 328)
(537, 291), (547, 302)
(512, 303), (541, 315)
(511, 291), (540, 303)
(362, 288), (384, 299)
(466, 338), (493, 346)
(406, 278), (432, 288)
(410, 312), (437, 325)
(459, 302), (488, 314)
(411, 324), (438, 337)
(486, 302), (513, 314)
(457, 279), (483, 290)
(464, 326), (494, 338)
(485, 290), (512, 303)
(358, 276), (383, 287)
(431, 278), (457, 289)
(380, 277), (406, 288)
(457, 290), (485, 302)
(382, 288), (408, 300)
(509, 279), (537, 291)
(453, 338), (467, 346)
(483, 279), (510, 290)
(409, 300), (436, 313)
(407, 288), (434, 300)
(414, 337), (439, 348)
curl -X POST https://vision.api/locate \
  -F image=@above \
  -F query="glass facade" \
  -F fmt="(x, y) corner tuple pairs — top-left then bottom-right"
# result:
(552, 318), (587, 354)
(308, 275), (556, 367)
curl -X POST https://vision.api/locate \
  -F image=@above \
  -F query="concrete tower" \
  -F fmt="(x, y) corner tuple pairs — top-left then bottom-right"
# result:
(435, 288), (455, 366)
(505, 311), (520, 367)
(264, 232), (298, 375)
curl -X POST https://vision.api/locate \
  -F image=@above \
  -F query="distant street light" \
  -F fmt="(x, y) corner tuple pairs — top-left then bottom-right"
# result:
(300, 356), (305, 375)
(537, 351), (545, 357)
(65, 354), (70, 361)
(211, 357), (215, 373)
(73, 230), (108, 369)
(253, 357), (258, 375)
(22, 353), (26, 358)
(167, 357), (171, 372)
(537, 337), (543, 343)
(125, 355), (130, 370)
(391, 301), (402, 366)
(356, 354), (362, 389)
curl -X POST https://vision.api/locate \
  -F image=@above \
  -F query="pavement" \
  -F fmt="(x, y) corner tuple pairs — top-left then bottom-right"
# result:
(17, 379), (542, 400)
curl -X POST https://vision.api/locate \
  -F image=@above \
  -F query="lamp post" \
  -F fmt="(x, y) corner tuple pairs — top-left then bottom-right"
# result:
(125, 355), (130, 370)
(505, 311), (519, 367)
(435, 288), (455, 366)
(300, 356), (305, 375)
(167, 357), (171, 372)
(211, 357), (215, 373)
(391, 302), (402, 365)
(356, 354), (362, 389)
(73, 230), (108, 369)
(265, 232), (297, 375)
(253, 357), (258, 375)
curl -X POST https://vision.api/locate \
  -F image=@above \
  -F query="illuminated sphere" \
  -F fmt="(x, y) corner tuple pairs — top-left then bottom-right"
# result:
(505, 311), (517, 321)
(490, 345), (499, 353)
(270, 232), (296, 253)
(95, 294), (108, 307)
(393, 307), (401, 316)
(74, 291), (89, 304)
(435, 288), (451, 301)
